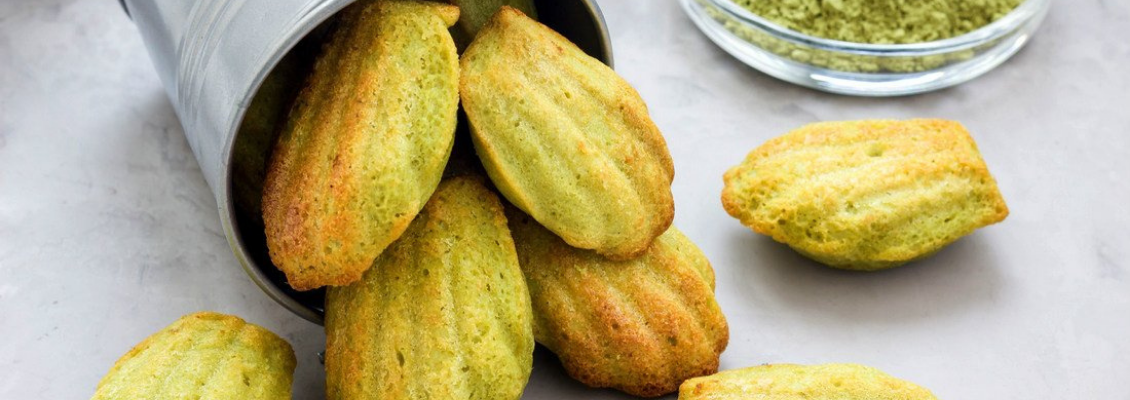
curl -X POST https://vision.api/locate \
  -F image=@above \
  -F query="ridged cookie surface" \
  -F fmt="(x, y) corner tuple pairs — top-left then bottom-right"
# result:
(679, 363), (938, 400)
(325, 177), (534, 400)
(722, 119), (1009, 270)
(262, 0), (460, 290)
(508, 209), (727, 397)
(92, 312), (296, 400)
(461, 7), (675, 259)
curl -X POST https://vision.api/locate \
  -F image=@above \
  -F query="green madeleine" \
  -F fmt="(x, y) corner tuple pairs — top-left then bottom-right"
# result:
(460, 8), (676, 260)
(324, 177), (534, 400)
(261, 0), (460, 290)
(509, 207), (728, 397)
(92, 312), (296, 400)
(722, 119), (1009, 271)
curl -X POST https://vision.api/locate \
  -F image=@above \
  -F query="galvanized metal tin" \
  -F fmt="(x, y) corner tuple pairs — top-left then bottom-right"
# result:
(123, 0), (614, 324)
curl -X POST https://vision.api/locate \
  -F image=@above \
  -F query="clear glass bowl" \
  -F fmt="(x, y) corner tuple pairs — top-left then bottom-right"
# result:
(681, 0), (1050, 96)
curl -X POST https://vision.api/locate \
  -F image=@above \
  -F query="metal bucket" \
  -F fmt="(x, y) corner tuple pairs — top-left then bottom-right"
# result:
(122, 0), (613, 324)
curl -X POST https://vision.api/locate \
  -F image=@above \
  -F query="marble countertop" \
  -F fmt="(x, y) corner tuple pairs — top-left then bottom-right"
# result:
(2, 0), (1128, 398)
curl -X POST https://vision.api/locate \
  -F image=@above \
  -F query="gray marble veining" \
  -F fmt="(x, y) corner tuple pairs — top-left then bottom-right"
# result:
(1, 0), (1127, 399)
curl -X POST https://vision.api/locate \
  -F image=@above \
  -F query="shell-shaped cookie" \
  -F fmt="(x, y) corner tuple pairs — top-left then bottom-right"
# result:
(508, 209), (728, 397)
(722, 119), (1009, 270)
(92, 312), (296, 400)
(461, 7), (675, 260)
(679, 363), (938, 400)
(324, 177), (534, 400)
(262, 0), (461, 290)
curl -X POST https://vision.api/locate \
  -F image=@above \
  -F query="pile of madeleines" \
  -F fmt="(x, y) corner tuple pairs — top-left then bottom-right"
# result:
(92, 0), (1009, 399)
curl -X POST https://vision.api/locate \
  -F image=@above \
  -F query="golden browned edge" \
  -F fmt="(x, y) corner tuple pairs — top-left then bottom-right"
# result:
(511, 209), (727, 397)
(552, 232), (726, 397)
(721, 118), (1009, 239)
(260, 1), (355, 291)
(460, 6), (675, 259)
(261, 0), (460, 291)
(97, 312), (297, 390)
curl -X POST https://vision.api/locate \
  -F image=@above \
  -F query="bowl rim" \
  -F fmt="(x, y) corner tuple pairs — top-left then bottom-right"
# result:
(706, 0), (1050, 55)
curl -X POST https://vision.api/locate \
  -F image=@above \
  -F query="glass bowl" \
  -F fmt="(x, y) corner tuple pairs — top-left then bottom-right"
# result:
(681, 0), (1050, 96)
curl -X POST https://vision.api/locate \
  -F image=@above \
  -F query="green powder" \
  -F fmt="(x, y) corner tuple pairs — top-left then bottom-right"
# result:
(732, 0), (1024, 44)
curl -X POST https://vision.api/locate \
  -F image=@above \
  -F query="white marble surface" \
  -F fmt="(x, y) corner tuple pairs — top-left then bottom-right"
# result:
(2, 0), (1128, 398)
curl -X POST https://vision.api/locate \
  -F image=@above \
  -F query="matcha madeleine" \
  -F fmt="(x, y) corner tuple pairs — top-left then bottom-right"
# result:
(722, 119), (1009, 271)
(509, 208), (728, 397)
(262, 0), (460, 290)
(679, 363), (938, 400)
(461, 7), (676, 260)
(324, 177), (534, 400)
(92, 312), (296, 400)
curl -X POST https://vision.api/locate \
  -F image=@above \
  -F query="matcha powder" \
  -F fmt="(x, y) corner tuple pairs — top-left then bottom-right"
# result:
(733, 0), (1025, 44)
